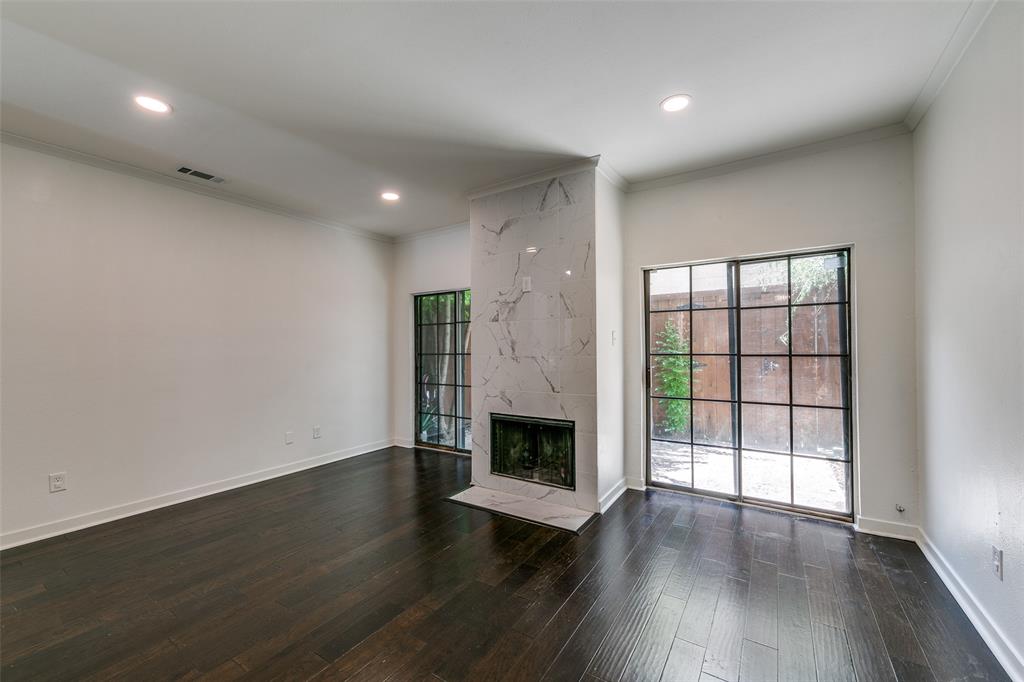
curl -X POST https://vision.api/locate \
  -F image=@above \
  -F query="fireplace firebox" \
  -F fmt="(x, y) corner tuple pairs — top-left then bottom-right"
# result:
(490, 413), (575, 489)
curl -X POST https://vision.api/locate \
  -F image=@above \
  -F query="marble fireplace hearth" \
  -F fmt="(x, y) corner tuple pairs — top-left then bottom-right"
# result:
(448, 486), (595, 533)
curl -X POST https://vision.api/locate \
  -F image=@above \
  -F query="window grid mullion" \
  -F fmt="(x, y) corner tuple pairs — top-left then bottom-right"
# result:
(650, 300), (848, 313)
(688, 266), (694, 486)
(787, 255), (795, 506)
(732, 262), (741, 498)
(646, 248), (853, 519)
(414, 290), (470, 453)
(650, 437), (852, 464)
(648, 394), (849, 411)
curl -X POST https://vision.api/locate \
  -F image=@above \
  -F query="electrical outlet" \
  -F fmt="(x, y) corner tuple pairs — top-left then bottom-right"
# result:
(312, 425), (321, 439)
(992, 546), (1003, 580)
(285, 431), (294, 445)
(48, 472), (67, 493)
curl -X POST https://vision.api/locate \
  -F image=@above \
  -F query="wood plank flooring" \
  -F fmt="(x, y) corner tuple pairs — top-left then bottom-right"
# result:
(0, 447), (1010, 681)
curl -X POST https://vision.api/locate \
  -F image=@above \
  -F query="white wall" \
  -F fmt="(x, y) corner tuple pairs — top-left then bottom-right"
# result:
(389, 225), (471, 447)
(1, 143), (394, 545)
(914, 2), (1024, 676)
(595, 173), (626, 508)
(623, 134), (918, 533)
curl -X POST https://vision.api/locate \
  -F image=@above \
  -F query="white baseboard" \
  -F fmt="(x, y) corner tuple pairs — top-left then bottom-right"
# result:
(5, 448), (1018, 680)
(625, 476), (646, 491)
(851, 518), (1021, 680)
(0, 439), (395, 550)
(917, 529), (1024, 682)
(599, 479), (627, 513)
(854, 514), (921, 541)
(394, 441), (471, 457)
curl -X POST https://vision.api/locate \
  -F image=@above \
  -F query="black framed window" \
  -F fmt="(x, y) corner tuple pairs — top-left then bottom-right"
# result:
(645, 249), (853, 518)
(415, 290), (471, 452)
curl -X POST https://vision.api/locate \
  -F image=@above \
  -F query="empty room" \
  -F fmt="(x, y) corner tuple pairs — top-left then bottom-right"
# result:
(1, 1), (1021, 680)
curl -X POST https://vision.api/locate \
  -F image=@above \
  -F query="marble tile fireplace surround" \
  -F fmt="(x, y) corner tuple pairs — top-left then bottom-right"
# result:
(447, 161), (625, 532)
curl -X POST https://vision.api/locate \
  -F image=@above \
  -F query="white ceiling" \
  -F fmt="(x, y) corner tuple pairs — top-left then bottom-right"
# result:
(1, 1), (970, 237)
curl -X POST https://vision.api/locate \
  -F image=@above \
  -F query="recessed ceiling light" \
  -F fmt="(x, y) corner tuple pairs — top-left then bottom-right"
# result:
(134, 95), (172, 114)
(381, 191), (400, 201)
(660, 94), (692, 113)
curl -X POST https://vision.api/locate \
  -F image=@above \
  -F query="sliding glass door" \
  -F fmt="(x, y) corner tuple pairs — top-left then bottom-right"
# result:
(415, 290), (471, 452)
(645, 250), (852, 518)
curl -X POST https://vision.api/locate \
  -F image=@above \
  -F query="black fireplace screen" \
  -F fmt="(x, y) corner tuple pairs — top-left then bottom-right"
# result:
(490, 414), (575, 489)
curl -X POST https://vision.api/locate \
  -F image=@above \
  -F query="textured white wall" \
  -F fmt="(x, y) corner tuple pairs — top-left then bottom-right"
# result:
(595, 173), (626, 508)
(623, 135), (918, 532)
(1, 144), (394, 544)
(914, 2), (1024, 675)
(390, 225), (471, 447)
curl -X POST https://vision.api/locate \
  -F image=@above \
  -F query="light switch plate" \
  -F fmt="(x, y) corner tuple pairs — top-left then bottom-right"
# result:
(992, 546), (1003, 580)
(285, 431), (294, 445)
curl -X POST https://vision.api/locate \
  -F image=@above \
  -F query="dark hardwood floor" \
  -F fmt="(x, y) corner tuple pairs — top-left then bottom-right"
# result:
(1, 447), (1009, 681)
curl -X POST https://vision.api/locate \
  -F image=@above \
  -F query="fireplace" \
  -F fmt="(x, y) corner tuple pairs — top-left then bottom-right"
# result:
(467, 165), (622, 516)
(490, 414), (575, 490)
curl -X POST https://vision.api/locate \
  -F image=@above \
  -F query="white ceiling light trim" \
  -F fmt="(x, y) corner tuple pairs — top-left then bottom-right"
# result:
(660, 94), (692, 112)
(134, 95), (172, 114)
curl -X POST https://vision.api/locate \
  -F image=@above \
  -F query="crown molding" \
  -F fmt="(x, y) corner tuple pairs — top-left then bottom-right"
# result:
(395, 221), (470, 243)
(466, 155), (601, 200)
(595, 157), (628, 192)
(904, 0), (997, 130)
(0, 131), (394, 244)
(626, 123), (910, 194)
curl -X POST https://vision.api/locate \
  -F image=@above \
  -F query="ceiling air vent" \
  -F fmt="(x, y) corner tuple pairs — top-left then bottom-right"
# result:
(177, 166), (225, 183)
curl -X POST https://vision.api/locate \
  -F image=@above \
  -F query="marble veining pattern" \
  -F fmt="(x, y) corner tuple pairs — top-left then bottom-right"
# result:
(448, 486), (595, 533)
(470, 169), (600, 513)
